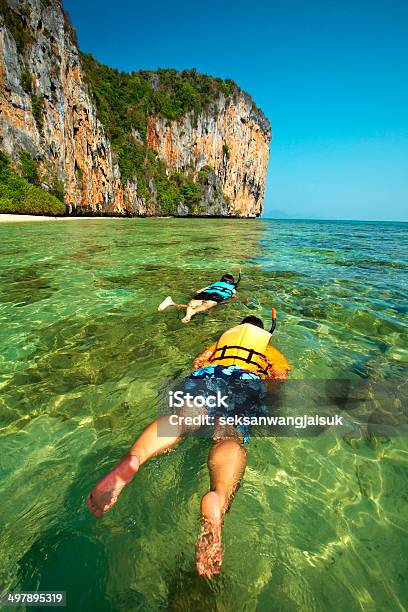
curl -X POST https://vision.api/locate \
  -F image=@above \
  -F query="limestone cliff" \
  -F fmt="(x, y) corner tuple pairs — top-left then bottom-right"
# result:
(0, 0), (271, 216)
(147, 94), (270, 216)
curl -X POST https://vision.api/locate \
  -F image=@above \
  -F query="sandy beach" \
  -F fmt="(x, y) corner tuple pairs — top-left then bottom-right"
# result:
(0, 214), (123, 223)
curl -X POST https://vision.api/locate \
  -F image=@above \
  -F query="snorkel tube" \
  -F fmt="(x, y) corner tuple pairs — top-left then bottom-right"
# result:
(269, 308), (277, 334)
(235, 267), (242, 288)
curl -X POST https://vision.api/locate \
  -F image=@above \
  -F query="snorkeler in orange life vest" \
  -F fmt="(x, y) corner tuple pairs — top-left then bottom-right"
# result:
(158, 269), (241, 323)
(87, 309), (291, 580)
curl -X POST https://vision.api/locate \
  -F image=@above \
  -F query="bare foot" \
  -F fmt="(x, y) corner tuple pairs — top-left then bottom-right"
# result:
(86, 453), (140, 517)
(181, 316), (191, 323)
(196, 491), (224, 579)
(158, 296), (175, 312)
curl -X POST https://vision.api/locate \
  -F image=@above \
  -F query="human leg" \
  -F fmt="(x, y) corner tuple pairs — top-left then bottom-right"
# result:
(158, 296), (188, 311)
(181, 299), (218, 323)
(87, 415), (185, 517)
(195, 438), (247, 578)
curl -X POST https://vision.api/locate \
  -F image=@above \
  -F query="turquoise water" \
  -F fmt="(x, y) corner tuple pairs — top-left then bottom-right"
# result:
(0, 218), (407, 611)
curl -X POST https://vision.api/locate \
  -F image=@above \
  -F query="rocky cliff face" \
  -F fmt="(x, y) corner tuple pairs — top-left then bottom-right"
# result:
(0, 0), (271, 216)
(0, 0), (134, 214)
(147, 95), (270, 216)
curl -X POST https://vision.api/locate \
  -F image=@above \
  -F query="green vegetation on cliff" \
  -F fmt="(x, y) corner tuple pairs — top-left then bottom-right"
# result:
(80, 54), (237, 212)
(81, 54), (237, 142)
(0, 0), (35, 55)
(0, 152), (65, 215)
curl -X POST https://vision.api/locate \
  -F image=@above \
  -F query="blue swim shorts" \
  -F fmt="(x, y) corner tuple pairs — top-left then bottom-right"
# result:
(181, 364), (266, 443)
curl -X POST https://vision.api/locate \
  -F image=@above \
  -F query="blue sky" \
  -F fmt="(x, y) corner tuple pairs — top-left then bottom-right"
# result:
(64, 0), (408, 221)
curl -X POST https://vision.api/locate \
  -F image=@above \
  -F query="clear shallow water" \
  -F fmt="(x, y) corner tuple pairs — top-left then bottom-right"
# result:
(0, 218), (407, 611)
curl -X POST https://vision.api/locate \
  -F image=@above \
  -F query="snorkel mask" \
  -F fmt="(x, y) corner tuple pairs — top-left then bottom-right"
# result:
(221, 267), (242, 286)
(221, 274), (235, 285)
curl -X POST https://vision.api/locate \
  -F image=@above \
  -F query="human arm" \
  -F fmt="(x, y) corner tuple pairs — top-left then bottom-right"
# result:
(264, 346), (291, 380)
(267, 367), (289, 381)
(192, 344), (216, 370)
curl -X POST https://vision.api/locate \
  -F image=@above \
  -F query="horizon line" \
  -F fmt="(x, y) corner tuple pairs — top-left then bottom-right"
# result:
(262, 216), (407, 223)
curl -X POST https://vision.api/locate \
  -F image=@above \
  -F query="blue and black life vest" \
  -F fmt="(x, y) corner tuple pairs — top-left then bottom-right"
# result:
(205, 281), (236, 300)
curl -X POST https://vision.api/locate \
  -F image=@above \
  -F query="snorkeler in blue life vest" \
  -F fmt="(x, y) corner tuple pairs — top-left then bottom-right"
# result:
(158, 269), (241, 323)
